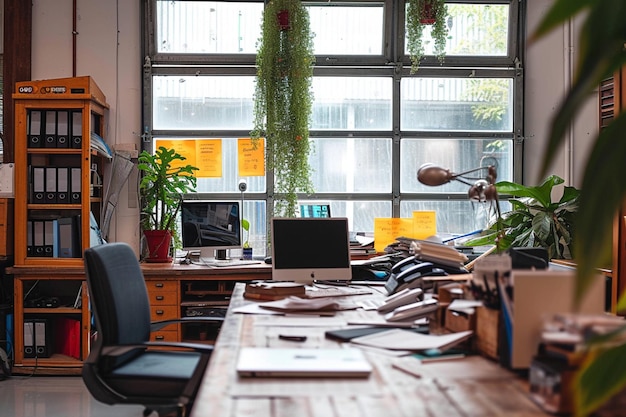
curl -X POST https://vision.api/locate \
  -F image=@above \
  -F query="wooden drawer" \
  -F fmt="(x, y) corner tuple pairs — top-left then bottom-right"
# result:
(150, 329), (178, 342)
(148, 290), (177, 306)
(145, 280), (177, 293)
(150, 305), (179, 320)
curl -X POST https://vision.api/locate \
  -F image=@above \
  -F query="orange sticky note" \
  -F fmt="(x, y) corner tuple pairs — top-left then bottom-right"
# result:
(412, 211), (437, 239)
(238, 138), (265, 177)
(374, 218), (414, 253)
(196, 139), (222, 178)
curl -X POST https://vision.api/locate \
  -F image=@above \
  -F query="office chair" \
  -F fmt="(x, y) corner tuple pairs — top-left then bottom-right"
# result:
(82, 242), (223, 417)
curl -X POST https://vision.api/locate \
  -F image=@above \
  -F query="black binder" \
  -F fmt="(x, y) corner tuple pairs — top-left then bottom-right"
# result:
(28, 110), (43, 148)
(26, 220), (33, 257)
(33, 220), (45, 257)
(32, 167), (45, 204)
(44, 220), (55, 257)
(70, 167), (81, 204)
(24, 321), (35, 358)
(45, 167), (57, 204)
(71, 110), (82, 149)
(44, 110), (58, 148)
(56, 110), (70, 148)
(34, 320), (52, 358)
(57, 167), (70, 203)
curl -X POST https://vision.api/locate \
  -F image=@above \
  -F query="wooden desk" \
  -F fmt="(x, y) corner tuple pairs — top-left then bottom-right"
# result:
(191, 283), (549, 417)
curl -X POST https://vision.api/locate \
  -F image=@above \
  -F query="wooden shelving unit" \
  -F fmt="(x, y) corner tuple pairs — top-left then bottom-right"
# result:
(10, 76), (109, 374)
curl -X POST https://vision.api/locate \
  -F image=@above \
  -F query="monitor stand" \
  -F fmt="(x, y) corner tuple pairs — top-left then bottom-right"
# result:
(215, 249), (230, 261)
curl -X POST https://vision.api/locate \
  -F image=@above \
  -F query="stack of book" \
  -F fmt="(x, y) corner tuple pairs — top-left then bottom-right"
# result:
(350, 234), (376, 257)
(243, 281), (306, 301)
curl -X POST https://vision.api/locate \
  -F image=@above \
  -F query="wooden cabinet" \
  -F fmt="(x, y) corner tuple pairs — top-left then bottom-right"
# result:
(600, 70), (626, 312)
(146, 280), (180, 342)
(10, 76), (109, 374)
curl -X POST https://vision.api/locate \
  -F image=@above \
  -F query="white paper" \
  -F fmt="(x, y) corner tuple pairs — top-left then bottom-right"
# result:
(351, 329), (473, 351)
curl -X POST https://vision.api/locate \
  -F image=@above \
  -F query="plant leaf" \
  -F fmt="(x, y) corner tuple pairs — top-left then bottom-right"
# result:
(575, 343), (626, 416)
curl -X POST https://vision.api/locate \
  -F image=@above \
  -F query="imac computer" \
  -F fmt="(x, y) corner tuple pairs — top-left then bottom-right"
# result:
(299, 203), (331, 218)
(181, 200), (242, 263)
(270, 217), (352, 284)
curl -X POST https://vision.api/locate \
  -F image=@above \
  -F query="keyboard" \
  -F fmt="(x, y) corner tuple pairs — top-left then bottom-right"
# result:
(199, 258), (262, 267)
(305, 287), (372, 298)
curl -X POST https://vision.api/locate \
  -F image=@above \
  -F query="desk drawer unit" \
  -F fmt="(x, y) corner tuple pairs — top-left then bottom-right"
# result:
(146, 281), (179, 341)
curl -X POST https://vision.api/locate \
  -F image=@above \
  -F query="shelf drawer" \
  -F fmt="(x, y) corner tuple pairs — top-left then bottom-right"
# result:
(150, 329), (178, 342)
(148, 290), (177, 306)
(150, 305), (178, 320)
(146, 281), (177, 293)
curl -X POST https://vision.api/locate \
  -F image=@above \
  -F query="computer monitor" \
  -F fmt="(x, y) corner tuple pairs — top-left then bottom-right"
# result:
(181, 200), (242, 261)
(299, 203), (331, 218)
(270, 217), (352, 284)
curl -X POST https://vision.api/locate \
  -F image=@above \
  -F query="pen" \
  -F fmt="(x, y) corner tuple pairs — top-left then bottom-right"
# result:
(278, 334), (307, 342)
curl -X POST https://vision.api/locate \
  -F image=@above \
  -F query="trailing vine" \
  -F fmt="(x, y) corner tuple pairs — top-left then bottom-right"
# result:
(406, 0), (449, 74)
(251, 0), (315, 218)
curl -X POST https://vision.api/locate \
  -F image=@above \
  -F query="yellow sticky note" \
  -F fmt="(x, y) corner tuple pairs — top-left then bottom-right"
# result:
(238, 138), (265, 177)
(412, 211), (437, 239)
(374, 218), (414, 253)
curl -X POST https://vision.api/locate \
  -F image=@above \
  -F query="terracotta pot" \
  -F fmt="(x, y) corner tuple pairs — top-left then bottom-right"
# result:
(144, 230), (173, 263)
(420, 2), (436, 25)
(277, 9), (290, 30)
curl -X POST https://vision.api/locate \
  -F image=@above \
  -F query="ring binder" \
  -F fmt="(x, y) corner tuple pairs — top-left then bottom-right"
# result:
(44, 110), (58, 148)
(28, 110), (42, 148)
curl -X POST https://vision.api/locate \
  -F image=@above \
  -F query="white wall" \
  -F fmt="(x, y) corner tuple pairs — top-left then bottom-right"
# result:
(524, 0), (597, 188)
(30, 0), (596, 252)
(32, 0), (142, 252)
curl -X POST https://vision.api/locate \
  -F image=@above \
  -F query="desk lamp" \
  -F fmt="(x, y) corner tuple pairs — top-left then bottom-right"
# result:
(416, 163), (504, 252)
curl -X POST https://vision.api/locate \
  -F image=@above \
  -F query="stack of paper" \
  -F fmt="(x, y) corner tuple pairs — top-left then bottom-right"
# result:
(351, 328), (473, 352)
(409, 240), (468, 267)
(258, 296), (358, 314)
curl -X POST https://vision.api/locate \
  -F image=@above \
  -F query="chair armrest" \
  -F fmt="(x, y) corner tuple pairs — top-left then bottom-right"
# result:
(150, 316), (225, 332)
(101, 340), (214, 357)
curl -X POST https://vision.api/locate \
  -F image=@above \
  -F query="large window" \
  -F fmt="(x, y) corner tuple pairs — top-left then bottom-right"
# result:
(144, 0), (523, 256)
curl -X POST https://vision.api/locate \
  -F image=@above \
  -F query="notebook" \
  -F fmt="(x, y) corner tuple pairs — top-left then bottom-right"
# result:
(236, 347), (372, 378)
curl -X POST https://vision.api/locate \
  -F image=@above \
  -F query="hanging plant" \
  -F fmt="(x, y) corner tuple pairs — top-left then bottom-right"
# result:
(406, 0), (449, 74)
(251, 0), (315, 218)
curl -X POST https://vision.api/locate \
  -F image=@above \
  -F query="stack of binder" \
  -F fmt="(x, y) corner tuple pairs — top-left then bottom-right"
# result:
(27, 109), (83, 149)
(29, 166), (81, 205)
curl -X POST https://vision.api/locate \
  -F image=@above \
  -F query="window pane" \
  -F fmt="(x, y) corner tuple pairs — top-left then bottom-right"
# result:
(297, 200), (392, 233)
(307, 4), (385, 55)
(152, 138), (266, 193)
(404, 3), (509, 57)
(153, 76), (255, 130)
(401, 78), (513, 132)
(400, 138), (513, 193)
(401, 200), (493, 235)
(312, 77), (393, 130)
(310, 138), (392, 193)
(156, 1), (263, 54)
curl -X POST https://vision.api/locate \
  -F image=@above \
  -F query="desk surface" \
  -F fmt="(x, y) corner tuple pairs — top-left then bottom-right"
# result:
(191, 283), (549, 417)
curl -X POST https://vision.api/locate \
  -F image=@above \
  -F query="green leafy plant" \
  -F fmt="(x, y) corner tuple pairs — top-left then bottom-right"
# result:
(251, 0), (315, 217)
(406, 0), (449, 74)
(532, 1), (626, 414)
(242, 218), (251, 249)
(466, 175), (579, 260)
(138, 146), (199, 232)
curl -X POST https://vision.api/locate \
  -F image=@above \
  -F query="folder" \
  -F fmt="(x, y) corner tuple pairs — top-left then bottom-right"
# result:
(55, 318), (80, 359)
(33, 220), (45, 256)
(58, 217), (76, 258)
(44, 110), (58, 148)
(71, 110), (83, 149)
(27, 220), (33, 257)
(56, 167), (70, 203)
(45, 167), (57, 204)
(56, 110), (69, 148)
(44, 220), (55, 257)
(28, 110), (42, 148)
(32, 167), (45, 203)
(35, 320), (51, 358)
(70, 167), (81, 204)
(24, 321), (35, 358)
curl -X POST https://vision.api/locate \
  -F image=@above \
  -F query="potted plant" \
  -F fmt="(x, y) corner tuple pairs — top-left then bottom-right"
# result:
(138, 146), (199, 262)
(465, 175), (580, 260)
(251, 0), (315, 217)
(406, 0), (449, 73)
(241, 218), (253, 260)
(533, 2), (626, 414)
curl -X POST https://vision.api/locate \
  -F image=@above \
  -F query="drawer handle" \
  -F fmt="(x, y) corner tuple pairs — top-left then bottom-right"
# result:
(156, 310), (164, 315)
(155, 335), (164, 340)
(155, 283), (164, 288)
(156, 295), (164, 301)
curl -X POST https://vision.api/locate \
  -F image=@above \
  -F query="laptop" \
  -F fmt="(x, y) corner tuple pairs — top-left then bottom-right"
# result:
(236, 347), (372, 378)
